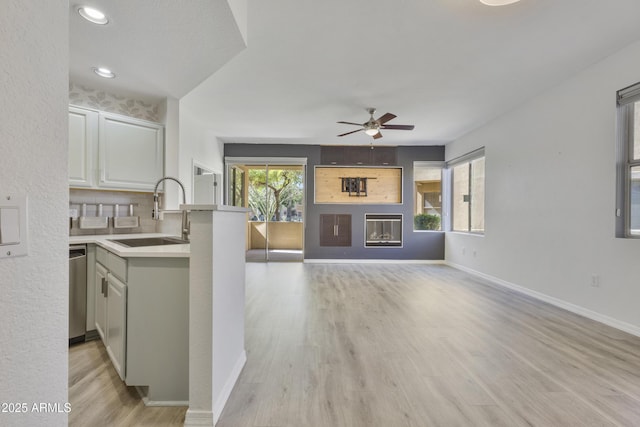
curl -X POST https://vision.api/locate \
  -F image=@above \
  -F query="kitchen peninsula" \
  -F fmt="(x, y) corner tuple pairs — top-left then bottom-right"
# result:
(70, 233), (190, 405)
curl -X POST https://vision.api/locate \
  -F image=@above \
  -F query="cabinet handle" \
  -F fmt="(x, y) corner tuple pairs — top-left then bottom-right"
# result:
(334, 224), (339, 236)
(101, 277), (106, 295)
(101, 277), (108, 297)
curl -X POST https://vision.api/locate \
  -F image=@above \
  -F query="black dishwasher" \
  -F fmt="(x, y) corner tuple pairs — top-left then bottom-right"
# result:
(69, 245), (87, 345)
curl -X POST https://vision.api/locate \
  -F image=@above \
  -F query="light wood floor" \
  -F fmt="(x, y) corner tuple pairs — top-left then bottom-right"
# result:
(71, 263), (640, 426)
(68, 340), (187, 426)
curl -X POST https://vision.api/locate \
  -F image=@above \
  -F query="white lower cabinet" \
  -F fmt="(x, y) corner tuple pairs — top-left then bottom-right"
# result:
(94, 245), (189, 404)
(94, 263), (108, 341)
(95, 247), (128, 381)
(106, 274), (127, 380)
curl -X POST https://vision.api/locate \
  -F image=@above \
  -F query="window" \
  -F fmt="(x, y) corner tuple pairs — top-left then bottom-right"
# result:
(413, 162), (443, 231)
(448, 149), (485, 233)
(616, 83), (640, 237)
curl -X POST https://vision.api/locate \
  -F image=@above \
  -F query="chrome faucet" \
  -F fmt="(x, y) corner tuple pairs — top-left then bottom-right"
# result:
(152, 176), (189, 242)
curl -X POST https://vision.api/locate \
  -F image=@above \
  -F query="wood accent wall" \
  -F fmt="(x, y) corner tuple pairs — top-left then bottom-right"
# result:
(315, 166), (402, 204)
(248, 221), (303, 249)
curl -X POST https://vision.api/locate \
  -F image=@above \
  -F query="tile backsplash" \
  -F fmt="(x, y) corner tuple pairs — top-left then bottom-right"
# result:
(69, 189), (156, 236)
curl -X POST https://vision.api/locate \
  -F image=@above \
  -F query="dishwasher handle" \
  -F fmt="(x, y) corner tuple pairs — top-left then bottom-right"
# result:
(69, 245), (86, 259)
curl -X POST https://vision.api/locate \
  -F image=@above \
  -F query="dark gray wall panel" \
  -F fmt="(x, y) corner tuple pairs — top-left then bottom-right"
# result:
(224, 143), (445, 260)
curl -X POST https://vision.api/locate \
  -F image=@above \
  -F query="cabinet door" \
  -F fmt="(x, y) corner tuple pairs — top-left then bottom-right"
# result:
(371, 146), (397, 166)
(68, 106), (97, 187)
(335, 214), (352, 246)
(319, 214), (352, 246)
(98, 112), (164, 191)
(344, 146), (371, 166)
(106, 273), (127, 381)
(95, 262), (108, 342)
(320, 146), (345, 165)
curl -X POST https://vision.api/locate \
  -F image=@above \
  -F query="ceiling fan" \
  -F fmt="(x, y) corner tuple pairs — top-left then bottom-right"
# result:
(337, 108), (415, 139)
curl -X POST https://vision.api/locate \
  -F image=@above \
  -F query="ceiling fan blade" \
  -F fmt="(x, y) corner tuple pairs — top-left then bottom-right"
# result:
(337, 128), (364, 137)
(373, 131), (383, 139)
(380, 124), (415, 131)
(376, 113), (397, 125)
(337, 121), (363, 126)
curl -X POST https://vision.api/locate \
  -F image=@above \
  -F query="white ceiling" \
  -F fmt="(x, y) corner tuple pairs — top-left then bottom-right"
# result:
(70, 0), (640, 146)
(69, 1), (246, 102)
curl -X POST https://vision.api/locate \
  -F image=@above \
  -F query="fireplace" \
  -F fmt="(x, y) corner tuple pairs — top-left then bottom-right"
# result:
(365, 214), (402, 247)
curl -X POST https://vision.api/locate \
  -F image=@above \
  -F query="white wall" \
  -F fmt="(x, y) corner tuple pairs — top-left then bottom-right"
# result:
(178, 109), (225, 204)
(158, 97), (183, 209)
(446, 39), (640, 334)
(0, 1), (69, 426)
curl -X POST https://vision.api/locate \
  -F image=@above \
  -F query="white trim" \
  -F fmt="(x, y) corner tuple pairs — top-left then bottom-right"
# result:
(213, 350), (247, 424)
(225, 156), (308, 165)
(413, 160), (445, 168)
(135, 387), (188, 407)
(142, 398), (189, 407)
(445, 146), (485, 166)
(184, 410), (215, 427)
(304, 259), (445, 264)
(447, 262), (640, 339)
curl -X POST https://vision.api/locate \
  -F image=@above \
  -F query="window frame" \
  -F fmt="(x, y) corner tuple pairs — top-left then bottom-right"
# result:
(615, 82), (640, 238)
(412, 161), (444, 232)
(446, 148), (485, 235)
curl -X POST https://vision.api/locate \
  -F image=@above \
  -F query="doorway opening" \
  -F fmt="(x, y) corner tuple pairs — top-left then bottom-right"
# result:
(226, 158), (305, 262)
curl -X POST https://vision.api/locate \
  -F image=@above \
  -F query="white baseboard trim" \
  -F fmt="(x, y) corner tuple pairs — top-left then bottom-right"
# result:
(304, 259), (445, 264)
(142, 397), (189, 407)
(213, 350), (247, 425)
(184, 410), (215, 427)
(447, 262), (640, 338)
(135, 386), (188, 407)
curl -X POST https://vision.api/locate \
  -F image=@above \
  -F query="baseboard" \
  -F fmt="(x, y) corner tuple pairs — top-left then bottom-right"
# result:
(136, 386), (188, 407)
(183, 409), (215, 427)
(447, 261), (640, 338)
(304, 259), (445, 264)
(84, 329), (99, 341)
(213, 350), (247, 424)
(142, 397), (189, 407)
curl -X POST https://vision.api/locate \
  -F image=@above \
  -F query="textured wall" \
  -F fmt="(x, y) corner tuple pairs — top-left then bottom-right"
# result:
(0, 1), (69, 426)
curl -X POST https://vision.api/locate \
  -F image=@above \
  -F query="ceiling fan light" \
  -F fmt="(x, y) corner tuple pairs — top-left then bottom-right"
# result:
(364, 128), (379, 136)
(479, 0), (521, 5)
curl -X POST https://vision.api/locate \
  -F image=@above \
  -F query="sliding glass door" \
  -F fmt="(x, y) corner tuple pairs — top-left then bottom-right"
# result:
(226, 159), (305, 262)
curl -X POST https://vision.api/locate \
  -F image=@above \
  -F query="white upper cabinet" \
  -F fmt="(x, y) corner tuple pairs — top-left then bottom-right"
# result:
(68, 106), (97, 188)
(69, 106), (164, 192)
(98, 113), (164, 191)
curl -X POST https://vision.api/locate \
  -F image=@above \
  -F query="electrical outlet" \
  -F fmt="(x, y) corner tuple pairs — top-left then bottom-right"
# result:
(591, 275), (600, 288)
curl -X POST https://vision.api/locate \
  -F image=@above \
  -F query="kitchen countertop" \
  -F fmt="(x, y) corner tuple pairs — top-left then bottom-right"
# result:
(69, 233), (190, 258)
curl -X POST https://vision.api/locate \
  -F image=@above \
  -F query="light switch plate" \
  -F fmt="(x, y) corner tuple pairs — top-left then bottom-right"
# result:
(0, 194), (28, 258)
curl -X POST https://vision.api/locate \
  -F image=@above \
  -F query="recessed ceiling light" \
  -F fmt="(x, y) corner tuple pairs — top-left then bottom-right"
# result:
(479, 0), (521, 5)
(78, 6), (109, 25)
(93, 67), (115, 79)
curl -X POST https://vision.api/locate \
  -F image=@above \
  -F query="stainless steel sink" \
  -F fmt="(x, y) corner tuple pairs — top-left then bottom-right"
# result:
(109, 237), (189, 247)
